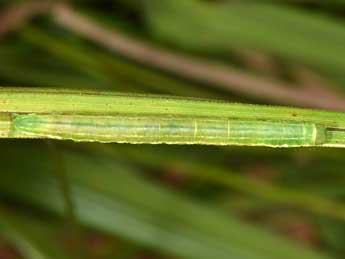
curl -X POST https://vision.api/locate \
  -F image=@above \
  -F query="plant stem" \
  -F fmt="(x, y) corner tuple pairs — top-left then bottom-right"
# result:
(0, 87), (344, 147)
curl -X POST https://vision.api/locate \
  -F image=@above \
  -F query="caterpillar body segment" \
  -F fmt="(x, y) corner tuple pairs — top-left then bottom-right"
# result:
(12, 114), (327, 147)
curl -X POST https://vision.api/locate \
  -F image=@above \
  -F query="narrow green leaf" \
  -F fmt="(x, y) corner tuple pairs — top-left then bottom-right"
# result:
(0, 87), (344, 147)
(145, 0), (345, 85)
(0, 210), (71, 259)
(0, 142), (331, 259)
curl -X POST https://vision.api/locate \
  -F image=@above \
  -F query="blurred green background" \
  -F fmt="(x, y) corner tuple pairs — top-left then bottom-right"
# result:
(0, 1), (344, 259)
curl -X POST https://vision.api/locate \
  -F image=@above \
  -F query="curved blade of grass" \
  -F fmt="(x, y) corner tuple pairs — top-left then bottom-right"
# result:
(0, 210), (71, 259)
(0, 47), (105, 90)
(97, 144), (345, 220)
(0, 142), (331, 259)
(145, 0), (345, 86)
(51, 3), (345, 110)
(21, 27), (220, 98)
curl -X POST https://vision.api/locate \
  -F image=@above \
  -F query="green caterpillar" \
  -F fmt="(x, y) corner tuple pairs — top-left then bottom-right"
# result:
(12, 114), (326, 147)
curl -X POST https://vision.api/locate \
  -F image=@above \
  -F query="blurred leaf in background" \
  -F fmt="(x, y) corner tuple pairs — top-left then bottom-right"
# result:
(0, 0), (344, 259)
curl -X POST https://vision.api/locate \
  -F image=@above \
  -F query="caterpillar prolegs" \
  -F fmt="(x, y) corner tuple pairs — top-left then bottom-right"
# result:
(12, 114), (327, 147)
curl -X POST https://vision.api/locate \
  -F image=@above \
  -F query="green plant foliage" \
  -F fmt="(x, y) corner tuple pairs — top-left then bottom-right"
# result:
(145, 0), (345, 85)
(0, 0), (344, 258)
(0, 142), (331, 259)
(0, 210), (71, 259)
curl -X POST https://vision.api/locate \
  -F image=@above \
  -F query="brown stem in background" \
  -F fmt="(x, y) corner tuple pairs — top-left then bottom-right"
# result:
(294, 66), (343, 100)
(1, 1), (345, 111)
(0, 1), (51, 37)
(52, 3), (345, 111)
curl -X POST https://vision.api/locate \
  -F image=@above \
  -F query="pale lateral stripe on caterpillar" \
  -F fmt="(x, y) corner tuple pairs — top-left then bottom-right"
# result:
(12, 114), (327, 147)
